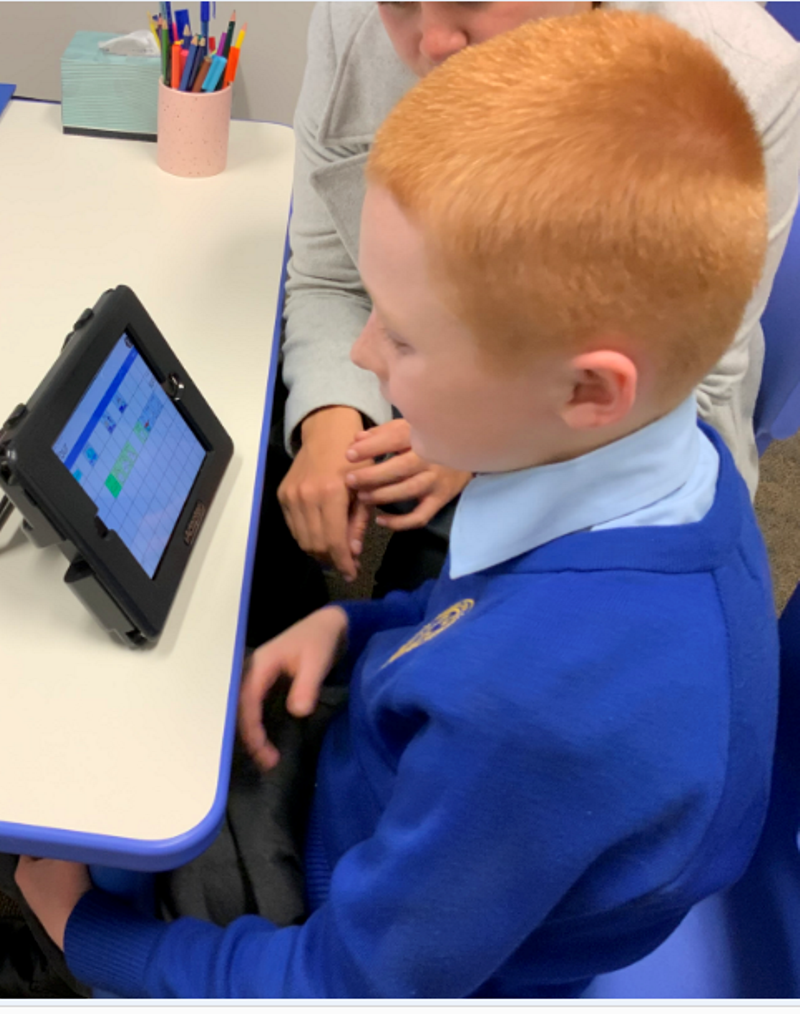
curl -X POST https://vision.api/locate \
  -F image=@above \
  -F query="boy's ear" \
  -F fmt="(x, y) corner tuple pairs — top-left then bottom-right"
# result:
(559, 350), (638, 431)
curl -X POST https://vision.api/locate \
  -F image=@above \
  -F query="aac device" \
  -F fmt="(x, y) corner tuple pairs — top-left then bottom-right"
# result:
(0, 286), (233, 647)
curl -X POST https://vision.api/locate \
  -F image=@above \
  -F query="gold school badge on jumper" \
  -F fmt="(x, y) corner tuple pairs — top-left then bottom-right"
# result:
(383, 599), (475, 668)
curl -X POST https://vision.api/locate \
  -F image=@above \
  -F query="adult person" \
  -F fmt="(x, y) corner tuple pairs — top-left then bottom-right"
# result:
(247, 1), (800, 646)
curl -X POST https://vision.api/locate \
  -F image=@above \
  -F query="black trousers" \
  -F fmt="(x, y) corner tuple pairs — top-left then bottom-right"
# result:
(0, 682), (345, 999)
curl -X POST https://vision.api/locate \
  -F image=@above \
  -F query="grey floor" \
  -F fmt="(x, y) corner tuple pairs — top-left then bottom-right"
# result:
(753, 431), (800, 612)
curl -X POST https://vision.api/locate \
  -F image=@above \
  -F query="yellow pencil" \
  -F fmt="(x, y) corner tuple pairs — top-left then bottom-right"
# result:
(234, 23), (248, 49)
(148, 12), (161, 51)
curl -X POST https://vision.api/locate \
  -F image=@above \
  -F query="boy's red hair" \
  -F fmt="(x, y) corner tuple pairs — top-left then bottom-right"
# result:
(367, 10), (767, 403)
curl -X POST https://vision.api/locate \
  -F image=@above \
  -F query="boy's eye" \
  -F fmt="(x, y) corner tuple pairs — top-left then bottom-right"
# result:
(380, 324), (412, 354)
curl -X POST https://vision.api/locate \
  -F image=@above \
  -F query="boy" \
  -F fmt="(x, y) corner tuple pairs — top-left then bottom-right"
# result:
(14, 10), (779, 998)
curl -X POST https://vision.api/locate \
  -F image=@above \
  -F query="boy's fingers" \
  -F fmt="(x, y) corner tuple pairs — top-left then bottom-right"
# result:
(345, 451), (421, 491)
(238, 651), (285, 759)
(347, 420), (411, 461)
(358, 472), (432, 506)
(376, 498), (441, 531)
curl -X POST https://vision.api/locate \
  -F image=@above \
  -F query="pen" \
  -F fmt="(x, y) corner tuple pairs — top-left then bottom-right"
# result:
(201, 1), (210, 42)
(171, 39), (182, 88)
(202, 54), (227, 92)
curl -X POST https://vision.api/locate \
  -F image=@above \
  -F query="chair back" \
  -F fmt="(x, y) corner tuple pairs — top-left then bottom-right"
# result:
(588, 581), (800, 998)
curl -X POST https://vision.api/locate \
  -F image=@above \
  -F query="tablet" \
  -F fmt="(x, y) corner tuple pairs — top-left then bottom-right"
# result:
(0, 286), (233, 646)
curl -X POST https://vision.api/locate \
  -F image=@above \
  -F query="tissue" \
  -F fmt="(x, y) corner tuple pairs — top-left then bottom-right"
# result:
(98, 30), (160, 57)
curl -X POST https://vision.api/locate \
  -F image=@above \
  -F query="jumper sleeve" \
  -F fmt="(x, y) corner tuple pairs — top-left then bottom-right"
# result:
(336, 579), (436, 663)
(65, 701), (629, 998)
(281, 3), (392, 456)
(695, 40), (800, 495)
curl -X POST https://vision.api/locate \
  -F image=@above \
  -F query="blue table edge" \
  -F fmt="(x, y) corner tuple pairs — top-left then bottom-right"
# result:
(0, 213), (293, 873)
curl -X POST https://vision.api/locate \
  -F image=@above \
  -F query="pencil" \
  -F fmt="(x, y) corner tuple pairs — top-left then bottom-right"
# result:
(191, 54), (213, 92)
(179, 34), (199, 90)
(223, 21), (246, 86)
(221, 10), (236, 59)
(148, 12), (161, 51)
(160, 17), (170, 82)
(187, 36), (205, 90)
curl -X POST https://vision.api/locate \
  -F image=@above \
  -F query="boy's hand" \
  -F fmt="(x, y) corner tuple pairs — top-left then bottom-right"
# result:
(15, 857), (91, 951)
(345, 419), (473, 532)
(239, 606), (349, 771)
(278, 406), (371, 582)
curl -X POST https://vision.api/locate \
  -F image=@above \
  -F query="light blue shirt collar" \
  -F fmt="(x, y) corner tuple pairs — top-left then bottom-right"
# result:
(449, 395), (719, 579)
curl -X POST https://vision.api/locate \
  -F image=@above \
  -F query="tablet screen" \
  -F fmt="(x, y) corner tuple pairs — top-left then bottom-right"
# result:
(52, 334), (207, 578)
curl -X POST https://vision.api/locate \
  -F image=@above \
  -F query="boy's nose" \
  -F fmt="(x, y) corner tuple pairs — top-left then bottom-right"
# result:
(351, 314), (387, 380)
(418, 9), (469, 66)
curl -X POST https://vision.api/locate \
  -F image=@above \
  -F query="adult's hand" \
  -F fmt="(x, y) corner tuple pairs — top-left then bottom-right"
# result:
(15, 857), (91, 951)
(239, 605), (349, 771)
(345, 419), (472, 532)
(278, 406), (371, 582)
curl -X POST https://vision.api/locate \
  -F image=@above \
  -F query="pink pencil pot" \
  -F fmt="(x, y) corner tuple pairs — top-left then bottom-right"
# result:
(157, 78), (232, 178)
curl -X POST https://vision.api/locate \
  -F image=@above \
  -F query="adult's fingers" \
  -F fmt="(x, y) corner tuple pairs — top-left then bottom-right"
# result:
(347, 499), (372, 558)
(319, 486), (359, 581)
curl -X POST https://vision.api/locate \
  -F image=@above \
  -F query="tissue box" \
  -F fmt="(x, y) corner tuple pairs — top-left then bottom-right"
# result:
(61, 31), (160, 140)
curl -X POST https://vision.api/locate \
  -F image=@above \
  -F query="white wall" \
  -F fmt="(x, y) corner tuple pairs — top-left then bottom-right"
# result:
(0, 1), (315, 124)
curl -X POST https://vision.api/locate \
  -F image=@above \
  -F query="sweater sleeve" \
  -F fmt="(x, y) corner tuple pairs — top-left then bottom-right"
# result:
(281, 3), (392, 455)
(336, 579), (436, 663)
(64, 684), (633, 998)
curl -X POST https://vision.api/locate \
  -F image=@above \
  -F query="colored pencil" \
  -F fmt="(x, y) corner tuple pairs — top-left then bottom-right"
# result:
(191, 54), (213, 92)
(220, 10), (236, 59)
(148, 12), (161, 51)
(179, 34), (199, 90)
(223, 22), (246, 85)
(160, 17), (170, 81)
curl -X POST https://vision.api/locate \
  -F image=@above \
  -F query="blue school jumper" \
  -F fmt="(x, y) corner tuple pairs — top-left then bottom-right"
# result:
(65, 416), (778, 998)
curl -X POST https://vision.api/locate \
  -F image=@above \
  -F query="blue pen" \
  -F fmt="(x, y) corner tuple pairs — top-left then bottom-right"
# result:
(201, 1), (210, 42)
(179, 35), (199, 90)
(202, 54), (227, 92)
(164, 1), (172, 33)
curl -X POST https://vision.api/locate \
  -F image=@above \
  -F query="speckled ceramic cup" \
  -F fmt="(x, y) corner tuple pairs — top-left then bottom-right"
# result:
(157, 78), (232, 178)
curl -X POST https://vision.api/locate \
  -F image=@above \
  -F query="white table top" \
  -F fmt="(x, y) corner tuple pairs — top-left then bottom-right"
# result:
(0, 99), (294, 868)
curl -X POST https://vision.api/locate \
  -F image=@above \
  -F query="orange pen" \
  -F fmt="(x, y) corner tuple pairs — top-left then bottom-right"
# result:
(170, 40), (182, 88)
